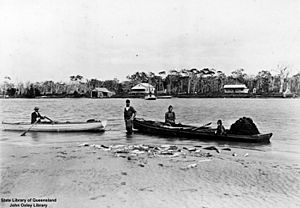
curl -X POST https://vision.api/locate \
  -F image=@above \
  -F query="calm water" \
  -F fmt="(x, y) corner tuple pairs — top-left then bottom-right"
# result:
(1, 98), (300, 157)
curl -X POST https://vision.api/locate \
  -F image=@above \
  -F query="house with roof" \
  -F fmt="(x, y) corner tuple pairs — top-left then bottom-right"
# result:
(91, 87), (115, 98)
(223, 84), (249, 94)
(130, 83), (155, 94)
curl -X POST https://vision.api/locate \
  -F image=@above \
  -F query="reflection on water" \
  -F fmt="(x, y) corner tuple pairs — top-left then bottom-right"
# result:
(31, 132), (40, 142)
(1, 98), (300, 156)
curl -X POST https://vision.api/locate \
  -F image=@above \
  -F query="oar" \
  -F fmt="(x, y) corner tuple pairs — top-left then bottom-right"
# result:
(44, 116), (53, 123)
(192, 122), (212, 131)
(21, 120), (38, 136)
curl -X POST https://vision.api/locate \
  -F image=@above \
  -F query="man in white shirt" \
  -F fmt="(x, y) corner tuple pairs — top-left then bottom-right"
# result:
(124, 100), (137, 134)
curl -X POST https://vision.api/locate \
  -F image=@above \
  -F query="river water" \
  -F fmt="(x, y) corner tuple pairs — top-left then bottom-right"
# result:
(1, 98), (300, 159)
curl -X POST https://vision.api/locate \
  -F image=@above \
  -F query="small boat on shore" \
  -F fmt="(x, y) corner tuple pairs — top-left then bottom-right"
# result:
(133, 118), (272, 143)
(2, 120), (107, 132)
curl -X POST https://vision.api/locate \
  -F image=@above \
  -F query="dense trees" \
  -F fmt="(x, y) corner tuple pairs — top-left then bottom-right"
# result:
(125, 68), (300, 96)
(256, 70), (272, 93)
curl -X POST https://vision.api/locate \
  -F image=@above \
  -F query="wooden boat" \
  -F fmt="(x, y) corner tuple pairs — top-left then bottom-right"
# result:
(133, 118), (272, 143)
(144, 94), (157, 100)
(2, 120), (107, 132)
(157, 95), (172, 99)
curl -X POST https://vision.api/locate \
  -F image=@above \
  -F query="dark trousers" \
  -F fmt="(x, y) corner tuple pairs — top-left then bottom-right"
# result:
(125, 119), (133, 134)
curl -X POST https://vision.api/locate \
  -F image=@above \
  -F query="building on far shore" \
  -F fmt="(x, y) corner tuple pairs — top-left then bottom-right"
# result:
(91, 88), (115, 98)
(130, 83), (155, 94)
(223, 84), (249, 94)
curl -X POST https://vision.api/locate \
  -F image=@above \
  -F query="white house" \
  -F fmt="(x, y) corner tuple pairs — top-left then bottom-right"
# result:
(223, 84), (249, 94)
(131, 83), (155, 94)
(91, 88), (115, 98)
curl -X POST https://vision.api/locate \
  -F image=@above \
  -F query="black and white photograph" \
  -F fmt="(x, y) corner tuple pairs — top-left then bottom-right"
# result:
(0, 0), (300, 207)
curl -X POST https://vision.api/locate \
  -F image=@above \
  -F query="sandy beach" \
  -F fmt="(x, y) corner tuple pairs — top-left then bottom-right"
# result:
(1, 141), (299, 208)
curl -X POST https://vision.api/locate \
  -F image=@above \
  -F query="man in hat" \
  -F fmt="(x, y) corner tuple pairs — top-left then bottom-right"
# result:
(124, 99), (137, 134)
(31, 107), (46, 124)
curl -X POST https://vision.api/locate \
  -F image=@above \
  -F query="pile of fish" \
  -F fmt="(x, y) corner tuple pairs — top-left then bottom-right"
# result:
(77, 143), (232, 159)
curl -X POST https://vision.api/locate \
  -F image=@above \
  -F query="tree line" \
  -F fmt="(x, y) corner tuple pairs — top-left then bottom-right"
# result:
(1, 66), (300, 98)
(126, 66), (300, 96)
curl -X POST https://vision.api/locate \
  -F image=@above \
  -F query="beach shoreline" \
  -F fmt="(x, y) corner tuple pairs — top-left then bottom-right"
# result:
(1, 141), (299, 208)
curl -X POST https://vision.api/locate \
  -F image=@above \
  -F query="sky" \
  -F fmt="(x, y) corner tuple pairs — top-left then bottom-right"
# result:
(0, 0), (300, 83)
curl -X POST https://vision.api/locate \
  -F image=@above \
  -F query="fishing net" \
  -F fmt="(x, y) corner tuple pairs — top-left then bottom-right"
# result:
(229, 117), (260, 135)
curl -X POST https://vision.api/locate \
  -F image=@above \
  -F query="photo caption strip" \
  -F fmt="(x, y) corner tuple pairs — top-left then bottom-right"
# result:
(1, 198), (57, 207)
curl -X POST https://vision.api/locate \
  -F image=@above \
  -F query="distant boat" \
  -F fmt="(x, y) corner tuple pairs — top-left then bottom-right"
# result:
(157, 95), (172, 99)
(145, 94), (156, 100)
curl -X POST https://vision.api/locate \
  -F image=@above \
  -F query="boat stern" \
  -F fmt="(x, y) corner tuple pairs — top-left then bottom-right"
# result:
(101, 120), (107, 129)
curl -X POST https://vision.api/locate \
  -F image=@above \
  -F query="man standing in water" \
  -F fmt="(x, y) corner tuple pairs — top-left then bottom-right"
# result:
(124, 99), (137, 134)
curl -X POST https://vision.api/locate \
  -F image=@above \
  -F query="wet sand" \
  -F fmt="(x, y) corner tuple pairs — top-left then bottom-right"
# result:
(1, 142), (300, 208)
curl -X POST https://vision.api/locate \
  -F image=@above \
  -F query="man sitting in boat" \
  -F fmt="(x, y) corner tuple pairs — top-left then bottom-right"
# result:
(31, 107), (48, 124)
(165, 105), (176, 125)
(31, 107), (55, 124)
(124, 99), (137, 134)
(215, 120), (226, 135)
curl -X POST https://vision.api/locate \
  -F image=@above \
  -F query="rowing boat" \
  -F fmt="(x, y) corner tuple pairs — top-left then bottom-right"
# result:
(157, 95), (172, 99)
(145, 94), (157, 100)
(133, 118), (272, 143)
(2, 120), (107, 132)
